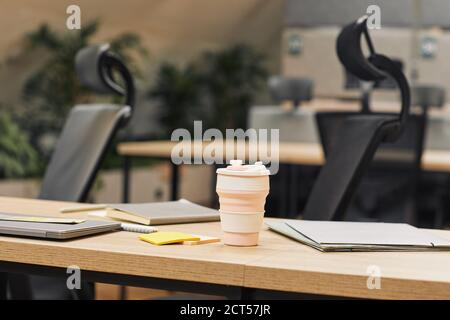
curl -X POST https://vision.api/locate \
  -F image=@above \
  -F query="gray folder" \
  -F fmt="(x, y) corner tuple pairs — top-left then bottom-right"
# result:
(267, 220), (450, 252)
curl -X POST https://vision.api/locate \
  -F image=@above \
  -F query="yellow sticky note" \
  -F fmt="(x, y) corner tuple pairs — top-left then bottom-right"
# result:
(139, 231), (200, 246)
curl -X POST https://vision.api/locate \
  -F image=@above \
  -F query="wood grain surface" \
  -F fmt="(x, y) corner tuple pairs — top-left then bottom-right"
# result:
(0, 196), (449, 299)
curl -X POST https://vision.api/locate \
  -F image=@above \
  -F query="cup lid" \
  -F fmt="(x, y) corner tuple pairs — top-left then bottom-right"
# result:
(216, 160), (270, 176)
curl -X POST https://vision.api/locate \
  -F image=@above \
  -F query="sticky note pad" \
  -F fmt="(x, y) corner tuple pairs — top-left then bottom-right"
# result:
(139, 231), (200, 245)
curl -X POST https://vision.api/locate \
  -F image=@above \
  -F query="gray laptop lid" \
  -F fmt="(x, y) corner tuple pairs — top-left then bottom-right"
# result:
(0, 220), (121, 239)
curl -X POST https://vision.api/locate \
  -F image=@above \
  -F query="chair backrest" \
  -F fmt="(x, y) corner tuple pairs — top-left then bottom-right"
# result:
(311, 111), (425, 222)
(39, 43), (135, 202)
(316, 111), (426, 171)
(39, 104), (130, 202)
(268, 76), (313, 107)
(302, 16), (411, 222)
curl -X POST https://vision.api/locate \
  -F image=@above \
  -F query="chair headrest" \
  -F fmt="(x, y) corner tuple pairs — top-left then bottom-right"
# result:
(336, 16), (411, 133)
(75, 44), (135, 109)
(75, 44), (115, 94)
(336, 16), (386, 82)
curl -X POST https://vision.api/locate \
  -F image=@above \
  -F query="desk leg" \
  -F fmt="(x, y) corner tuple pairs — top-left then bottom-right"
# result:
(171, 162), (179, 201)
(120, 156), (131, 300)
(279, 164), (289, 218)
(288, 165), (299, 217)
(0, 272), (6, 300)
(122, 156), (131, 203)
(119, 285), (127, 300)
(240, 287), (255, 300)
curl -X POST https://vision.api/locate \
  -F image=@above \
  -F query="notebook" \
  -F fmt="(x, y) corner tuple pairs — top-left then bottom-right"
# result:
(266, 220), (450, 252)
(61, 199), (220, 225)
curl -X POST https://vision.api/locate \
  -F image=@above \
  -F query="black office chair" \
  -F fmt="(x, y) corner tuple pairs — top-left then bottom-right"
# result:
(316, 86), (446, 225)
(316, 112), (425, 223)
(315, 85), (438, 225)
(302, 15), (411, 222)
(7, 43), (135, 299)
(268, 76), (313, 107)
(344, 59), (403, 113)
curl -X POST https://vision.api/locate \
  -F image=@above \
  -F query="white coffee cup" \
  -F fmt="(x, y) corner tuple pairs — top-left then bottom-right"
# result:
(216, 160), (270, 246)
(219, 211), (264, 233)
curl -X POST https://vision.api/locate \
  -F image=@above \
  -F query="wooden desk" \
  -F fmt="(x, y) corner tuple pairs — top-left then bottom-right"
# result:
(117, 140), (450, 172)
(117, 140), (450, 208)
(116, 141), (326, 205)
(0, 196), (449, 299)
(117, 141), (325, 167)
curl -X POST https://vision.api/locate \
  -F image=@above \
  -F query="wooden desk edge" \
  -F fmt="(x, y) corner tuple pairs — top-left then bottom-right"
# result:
(244, 265), (450, 299)
(1, 197), (450, 299)
(0, 239), (246, 287)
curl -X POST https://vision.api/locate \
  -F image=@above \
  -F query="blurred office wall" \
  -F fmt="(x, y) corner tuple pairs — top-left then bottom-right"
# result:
(285, 0), (450, 27)
(0, 1), (283, 206)
(0, 0), (283, 126)
(0, 0), (283, 66)
(282, 0), (450, 101)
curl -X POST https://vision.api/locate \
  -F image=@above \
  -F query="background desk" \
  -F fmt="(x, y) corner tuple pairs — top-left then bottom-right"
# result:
(249, 102), (450, 151)
(119, 100), (450, 205)
(1, 196), (450, 299)
(118, 140), (450, 171)
(117, 140), (450, 206)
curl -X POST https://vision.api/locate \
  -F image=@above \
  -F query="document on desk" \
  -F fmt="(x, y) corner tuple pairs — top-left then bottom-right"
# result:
(61, 199), (219, 225)
(266, 220), (450, 252)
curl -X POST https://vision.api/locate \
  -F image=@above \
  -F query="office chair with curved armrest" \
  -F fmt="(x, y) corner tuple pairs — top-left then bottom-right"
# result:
(316, 85), (435, 225)
(39, 43), (134, 202)
(302, 16), (411, 222)
(268, 76), (313, 108)
(7, 43), (135, 300)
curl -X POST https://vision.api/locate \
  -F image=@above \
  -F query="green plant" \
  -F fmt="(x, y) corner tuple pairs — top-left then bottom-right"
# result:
(150, 45), (267, 135)
(19, 20), (147, 158)
(0, 110), (39, 178)
(198, 44), (267, 132)
(149, 62), (204, 137)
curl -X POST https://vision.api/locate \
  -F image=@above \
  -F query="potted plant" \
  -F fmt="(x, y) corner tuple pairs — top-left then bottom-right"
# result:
(150, 44), (267, 135)
(198, 44), (267, 132)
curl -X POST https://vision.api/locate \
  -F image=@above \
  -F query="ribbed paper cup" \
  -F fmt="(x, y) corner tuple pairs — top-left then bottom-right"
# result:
(222, 231), (260, 247)
(216, 169), (269, 212)
(216, 160), (270, 246)
(220, 211), (264, 233)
